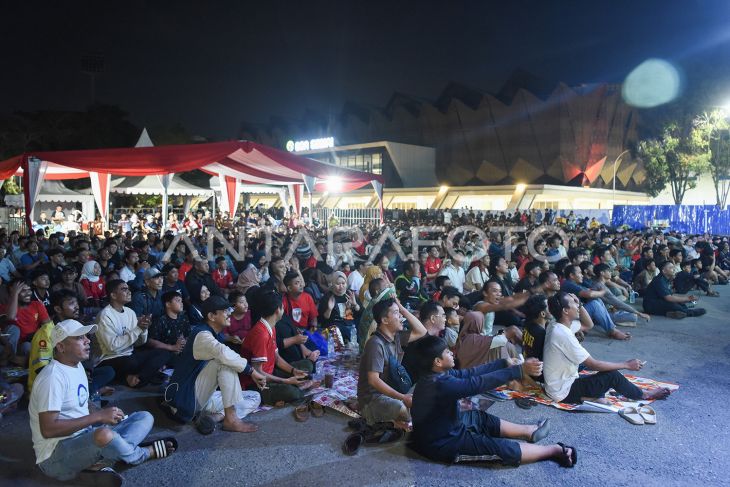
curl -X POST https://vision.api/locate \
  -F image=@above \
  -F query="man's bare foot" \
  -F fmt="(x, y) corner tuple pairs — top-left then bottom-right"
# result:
(643, 387), (671, 400)
(126, 375), (140, 387)
(610, 329), (631, 340)
(555, 444), (575, 467)
(507, 380), (525, 392)
(222, 418), (258, 433)
(145, 440), (176, 459)
(298, 380), (320, 390)
(580, 396), (610, 405)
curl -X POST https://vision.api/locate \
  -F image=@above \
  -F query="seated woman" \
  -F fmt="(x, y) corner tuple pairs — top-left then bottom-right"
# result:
(187, 282), (211, 324)
(318, 271), (361, 343)
(454, 311), (520, 369)
(80, 260), (106, 307)
(410, 335), (577, 468)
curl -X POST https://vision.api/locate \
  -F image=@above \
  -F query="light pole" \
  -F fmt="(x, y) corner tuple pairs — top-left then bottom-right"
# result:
(612, 149), (630, 212)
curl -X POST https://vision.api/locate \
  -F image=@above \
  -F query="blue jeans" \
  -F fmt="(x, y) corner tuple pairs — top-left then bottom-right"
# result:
(584, 299), (615, 335)
(38, 411), (153, 481)
(1, 324), (27, 356)
(611, 310), (637, 324)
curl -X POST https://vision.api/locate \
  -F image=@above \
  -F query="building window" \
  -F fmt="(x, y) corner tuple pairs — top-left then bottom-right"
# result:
(372, 153), (382, 174)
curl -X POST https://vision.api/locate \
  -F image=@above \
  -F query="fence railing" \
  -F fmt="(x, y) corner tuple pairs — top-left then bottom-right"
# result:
(330, 208), (381, 226)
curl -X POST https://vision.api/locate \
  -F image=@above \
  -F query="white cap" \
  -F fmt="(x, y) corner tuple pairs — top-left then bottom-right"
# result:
(51, 319), (97, 348)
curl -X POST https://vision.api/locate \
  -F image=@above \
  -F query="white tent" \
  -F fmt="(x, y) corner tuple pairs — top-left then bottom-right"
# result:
(6, 180), (96, 222)
(109, 175), (214, 197)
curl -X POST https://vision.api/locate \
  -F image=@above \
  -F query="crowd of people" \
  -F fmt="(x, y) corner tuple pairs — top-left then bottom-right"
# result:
(1, 204), (726, 481)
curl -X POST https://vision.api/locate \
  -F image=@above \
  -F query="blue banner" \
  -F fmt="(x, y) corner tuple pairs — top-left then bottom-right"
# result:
(611, 205), (730, 234)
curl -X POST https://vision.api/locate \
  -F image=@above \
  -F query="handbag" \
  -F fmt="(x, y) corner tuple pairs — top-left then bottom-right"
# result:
(374, 332), (412, 394)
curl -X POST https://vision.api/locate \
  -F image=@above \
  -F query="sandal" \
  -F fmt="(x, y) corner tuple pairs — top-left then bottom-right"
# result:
(140, 437), (178, 459)
(294, 404), (310, 422)
(514, 398), (536, 410)
(309, 401), (325, 418)
(638, 404), (657, 424)
(619, 406), (645, 425)
(195, 414), (216, 435)
(365, 427), (404, 444)
(77, 467), (123, 487)
(343, 432), (364, 455)
(529, 418), (550, 443)
(556, 442), (577, 468)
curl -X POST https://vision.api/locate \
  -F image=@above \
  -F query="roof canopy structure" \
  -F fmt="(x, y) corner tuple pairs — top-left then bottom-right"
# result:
(0, 140), (384, 228)
(109, 175), (214, 197)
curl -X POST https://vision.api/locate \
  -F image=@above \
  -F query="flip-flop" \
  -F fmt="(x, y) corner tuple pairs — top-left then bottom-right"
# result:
(140, 437), (178, 459)
(294, 404), (310, 422)
(309, 401), (325, 418)
(195, 415), (216, 435)
(514, 398), (536, 410)
(556, 442), (578, 468)
(619, 406), (645, 425)
(638, 405), (657, 424)
(343, 433), (364, 455)
(529, 418), (550, 443)
(77, 467), (123, 487)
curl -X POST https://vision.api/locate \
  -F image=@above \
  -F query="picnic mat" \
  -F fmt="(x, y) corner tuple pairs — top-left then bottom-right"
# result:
(310, 351), (361, 418)
(483, 372), (680, 413)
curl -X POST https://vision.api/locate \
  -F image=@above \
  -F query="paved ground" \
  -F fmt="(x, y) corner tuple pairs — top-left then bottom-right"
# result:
(2, 293), (730, 487)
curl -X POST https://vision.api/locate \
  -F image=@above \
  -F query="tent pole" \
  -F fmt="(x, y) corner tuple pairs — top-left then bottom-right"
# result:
(212, 191), (216, 221)
(162, 187), (169, 231)
(308, 190), (313, 225)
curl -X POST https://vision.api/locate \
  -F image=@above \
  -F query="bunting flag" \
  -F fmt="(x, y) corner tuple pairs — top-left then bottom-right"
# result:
(22, 156), (48, 229)
(89, 171), (111, 227)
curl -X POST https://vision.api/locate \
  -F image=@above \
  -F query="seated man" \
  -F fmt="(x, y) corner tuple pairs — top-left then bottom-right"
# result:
(164, 296), (264, 434)
(521, 294), (550, 382)
(357, 298), (427, 427)
(410, 335), (576, 468)
(592, 263), (651, 327)
(148, 291), (192, 368)
(471, 281), (528, 337)
(543, 292), (671, 404)
(240, 290), (315, 405)
(96, 279), (170, 387)
(561, 265), (630, 340)
(643, 260), (706, 319)
(4, 279), (54, 363)
(29, 319), (174, 483)
(401, 301), (446, 383)
(394, 259), (428, 311)
(130, 268), (165, 322)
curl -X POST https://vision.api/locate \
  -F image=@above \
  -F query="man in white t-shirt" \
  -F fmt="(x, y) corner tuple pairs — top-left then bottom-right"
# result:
(542, 291), (671, 404)
(29, 319), (176, 482)
(347, 260), (366, 295)
(438, 251), (466, 293)
(97, 279), (170, 388)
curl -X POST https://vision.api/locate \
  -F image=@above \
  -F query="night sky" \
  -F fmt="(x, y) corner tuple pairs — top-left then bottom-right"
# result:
(3, 0), (730, 139)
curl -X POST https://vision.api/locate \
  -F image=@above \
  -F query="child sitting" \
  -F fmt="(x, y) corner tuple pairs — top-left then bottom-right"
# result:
(409, 335), (577, 468)
(442, 307), (460, 348)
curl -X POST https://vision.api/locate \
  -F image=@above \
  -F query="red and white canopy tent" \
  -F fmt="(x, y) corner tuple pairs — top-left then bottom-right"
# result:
(0, 141), (385, 230)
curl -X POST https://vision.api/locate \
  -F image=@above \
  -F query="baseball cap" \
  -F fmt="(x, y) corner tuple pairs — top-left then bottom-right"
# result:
(51, 319), (97, 348)
(144, 268), (163, 280)
(201, 295), (232, 317)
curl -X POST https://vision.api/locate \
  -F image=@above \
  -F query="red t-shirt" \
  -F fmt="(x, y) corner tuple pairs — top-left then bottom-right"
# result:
(178, 262), (193, 282)
(283, 292), (318, 328)
(15, 301), (51, 342)
(81, 278), (107, 300)
(424, 257), (442, 276)
(240, 319), (277, 388)
(211, 269), (233, 290)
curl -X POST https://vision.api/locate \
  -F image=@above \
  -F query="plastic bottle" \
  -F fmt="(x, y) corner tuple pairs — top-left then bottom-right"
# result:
(327, 334), (335, 357)
(350, 326), (358, 352)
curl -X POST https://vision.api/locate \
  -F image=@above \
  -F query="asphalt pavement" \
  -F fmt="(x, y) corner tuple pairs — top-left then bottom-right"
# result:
(2, 292), (729, 487)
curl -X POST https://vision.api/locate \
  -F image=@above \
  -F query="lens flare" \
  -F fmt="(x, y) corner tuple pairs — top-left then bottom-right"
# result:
(622, 58), (682, 108)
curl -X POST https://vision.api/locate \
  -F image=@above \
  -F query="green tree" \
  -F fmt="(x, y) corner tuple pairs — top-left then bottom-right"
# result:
(638, 119), (711, 205)
(695, 110), (730, 208)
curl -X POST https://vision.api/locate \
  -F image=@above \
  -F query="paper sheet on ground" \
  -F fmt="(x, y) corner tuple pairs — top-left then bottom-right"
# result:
(484, 372), (679, 412)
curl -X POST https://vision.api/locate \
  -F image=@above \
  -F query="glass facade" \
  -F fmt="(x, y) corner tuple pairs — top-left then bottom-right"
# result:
(333, 152), (382, 174)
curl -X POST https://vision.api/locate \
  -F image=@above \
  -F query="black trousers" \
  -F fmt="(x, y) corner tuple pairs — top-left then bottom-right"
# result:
(563, 370), (642, 404)
(643, 299), (687, 316)
(102, 348), (171, 386)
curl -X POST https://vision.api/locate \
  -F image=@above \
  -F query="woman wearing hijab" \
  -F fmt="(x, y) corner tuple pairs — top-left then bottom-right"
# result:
(236, 265), (260, 295)
(186, 279), (211, 324)
(454, 311), (516, 370)
(318, 271), (361, 343)
(359, 265), (384, 304)
(80, 260), (106, 304)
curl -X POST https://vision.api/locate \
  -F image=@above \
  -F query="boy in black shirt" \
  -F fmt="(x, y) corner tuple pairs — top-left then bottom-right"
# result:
(521, 294), (549, 382)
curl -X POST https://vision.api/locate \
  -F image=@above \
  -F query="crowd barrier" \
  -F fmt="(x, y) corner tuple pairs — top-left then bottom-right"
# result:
(612, 205), (730, 235)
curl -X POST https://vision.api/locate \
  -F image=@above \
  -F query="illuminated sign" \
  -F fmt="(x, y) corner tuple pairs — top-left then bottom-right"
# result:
(285, 137), (334, 152)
